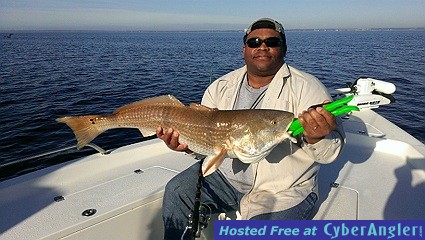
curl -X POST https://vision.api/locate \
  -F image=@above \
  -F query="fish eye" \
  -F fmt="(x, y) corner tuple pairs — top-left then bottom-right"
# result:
(271, 120), (277, 125)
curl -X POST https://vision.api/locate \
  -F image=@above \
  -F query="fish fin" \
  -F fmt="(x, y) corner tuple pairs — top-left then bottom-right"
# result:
(189, 103), (217, 118)
(114, 95), (184, 113)
(189, 103), (216, 112)
(56, 115), (106, 149)
(202, 148), (227, 176)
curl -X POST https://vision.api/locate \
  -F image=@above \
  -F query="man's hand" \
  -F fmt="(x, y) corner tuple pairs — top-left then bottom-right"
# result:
(156, 127), (190, 152)
(298, 100), (337, 144)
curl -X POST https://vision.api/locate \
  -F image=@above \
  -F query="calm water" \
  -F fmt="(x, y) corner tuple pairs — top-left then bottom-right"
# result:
(1, 30), (424, 180)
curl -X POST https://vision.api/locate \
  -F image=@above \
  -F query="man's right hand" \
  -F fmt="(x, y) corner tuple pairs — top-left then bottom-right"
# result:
(156, 127), (190, 152)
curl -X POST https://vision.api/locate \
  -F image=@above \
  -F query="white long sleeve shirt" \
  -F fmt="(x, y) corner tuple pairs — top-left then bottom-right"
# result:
(201, 63), (344, 219)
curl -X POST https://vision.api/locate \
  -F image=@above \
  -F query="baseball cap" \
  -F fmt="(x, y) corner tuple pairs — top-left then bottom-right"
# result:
(245, 18), (285, 36)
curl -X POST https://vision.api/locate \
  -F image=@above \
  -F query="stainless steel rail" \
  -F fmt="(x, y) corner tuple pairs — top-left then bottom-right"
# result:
(0, 143), (108, 169)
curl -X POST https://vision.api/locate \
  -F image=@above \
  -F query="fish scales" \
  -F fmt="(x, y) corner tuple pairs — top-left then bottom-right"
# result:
(119, 105), (211, 138)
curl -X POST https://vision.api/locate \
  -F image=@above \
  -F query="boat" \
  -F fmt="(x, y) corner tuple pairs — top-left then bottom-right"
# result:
(1, 78), (424, 239)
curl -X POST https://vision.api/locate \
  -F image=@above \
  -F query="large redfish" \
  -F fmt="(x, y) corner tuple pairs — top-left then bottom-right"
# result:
(57, 95), (294, 176)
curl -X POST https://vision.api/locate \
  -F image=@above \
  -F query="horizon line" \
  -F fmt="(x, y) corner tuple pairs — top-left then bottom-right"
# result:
(2, 27), (425, 33)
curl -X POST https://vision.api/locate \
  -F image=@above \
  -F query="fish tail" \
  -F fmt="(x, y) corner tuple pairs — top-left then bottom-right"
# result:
(56, 115), (108, 149)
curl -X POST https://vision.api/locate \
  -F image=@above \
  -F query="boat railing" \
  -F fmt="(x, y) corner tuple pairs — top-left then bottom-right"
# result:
(0, 143), (108, 169)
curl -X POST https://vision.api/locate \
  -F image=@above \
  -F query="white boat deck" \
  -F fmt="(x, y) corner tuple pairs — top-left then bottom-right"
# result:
(1, 109), (424, 239)
(314, 110), (425, 220)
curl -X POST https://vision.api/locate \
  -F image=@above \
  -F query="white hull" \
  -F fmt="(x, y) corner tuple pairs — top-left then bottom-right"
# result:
(1, 109), (424, 239)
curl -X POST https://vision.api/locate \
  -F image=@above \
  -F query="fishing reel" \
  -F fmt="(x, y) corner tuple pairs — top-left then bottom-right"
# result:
(188, 204), (212, 238)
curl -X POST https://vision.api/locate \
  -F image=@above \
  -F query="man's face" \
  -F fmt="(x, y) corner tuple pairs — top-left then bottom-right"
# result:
(243, 28), (285, 77)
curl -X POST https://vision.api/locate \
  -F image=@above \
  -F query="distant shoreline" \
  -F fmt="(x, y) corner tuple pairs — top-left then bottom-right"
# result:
(2, 28), (425, 33)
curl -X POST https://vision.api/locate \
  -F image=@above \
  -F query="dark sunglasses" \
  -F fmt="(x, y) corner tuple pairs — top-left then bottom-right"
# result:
(245, 37), (283, 48)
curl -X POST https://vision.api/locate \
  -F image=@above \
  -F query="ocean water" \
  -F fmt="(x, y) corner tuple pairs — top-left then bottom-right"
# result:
(1, 30), (424, 180)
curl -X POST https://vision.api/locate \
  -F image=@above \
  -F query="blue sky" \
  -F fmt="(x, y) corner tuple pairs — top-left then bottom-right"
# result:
(1, 0), (424, 31)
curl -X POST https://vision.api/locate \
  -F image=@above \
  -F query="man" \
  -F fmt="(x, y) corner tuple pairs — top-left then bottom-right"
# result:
(157, 18), (344, 239)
